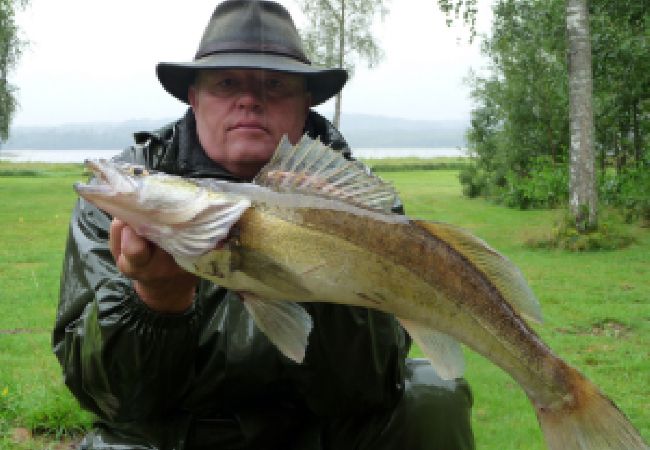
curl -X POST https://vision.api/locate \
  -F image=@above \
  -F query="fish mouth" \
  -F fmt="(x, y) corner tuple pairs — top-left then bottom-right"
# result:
(73, 180), (114, 197)
(73, 159), (133, 197)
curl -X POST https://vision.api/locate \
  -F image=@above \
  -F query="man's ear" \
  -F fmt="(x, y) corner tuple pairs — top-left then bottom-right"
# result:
(188, 85), (197, 109)
(304, 93), (312, 116)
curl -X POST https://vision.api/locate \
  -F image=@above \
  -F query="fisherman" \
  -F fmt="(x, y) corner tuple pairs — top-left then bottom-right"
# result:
(54, 1), (474, 448)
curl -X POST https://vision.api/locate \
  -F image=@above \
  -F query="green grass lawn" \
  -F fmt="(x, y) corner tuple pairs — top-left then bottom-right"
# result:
(0, 163), (93, 448)
(0, 161), (648, 448)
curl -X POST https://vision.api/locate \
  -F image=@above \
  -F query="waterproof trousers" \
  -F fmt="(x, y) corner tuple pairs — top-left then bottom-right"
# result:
(185, 359), (474, 450)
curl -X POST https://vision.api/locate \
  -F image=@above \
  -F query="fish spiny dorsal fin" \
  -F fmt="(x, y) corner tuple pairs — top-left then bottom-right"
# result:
(414, 220), (543, 324)
(254, 135), (399, 213)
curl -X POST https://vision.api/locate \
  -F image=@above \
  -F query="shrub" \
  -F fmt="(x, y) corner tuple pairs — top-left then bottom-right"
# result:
(600, 165), (650, 225)
(459, 164), (488, 198)
(497, 157), (568, 209)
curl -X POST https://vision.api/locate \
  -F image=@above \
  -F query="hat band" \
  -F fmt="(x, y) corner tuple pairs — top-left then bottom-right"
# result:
(195, 41), (311, 65)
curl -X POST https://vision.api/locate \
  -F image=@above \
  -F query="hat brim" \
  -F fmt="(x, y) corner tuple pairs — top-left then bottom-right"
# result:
(157, 53), (347, 106)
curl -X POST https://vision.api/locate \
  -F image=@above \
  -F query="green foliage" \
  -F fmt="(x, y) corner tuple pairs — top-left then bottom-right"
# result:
(0, 0), (28, 141)
(458, 162), (490, 198)
(363, 156), (470, 172)
(465, 0), (570, 177)
(460, 156), (568, 209)
(591, 0), (650, 170)
(600, 163), (650, 225)
(298, 0), (388, 76)
(459, 0), (570, 209)
(297, 0), (388, 126)
(460, 0), (649, 222)
(436, 0), (479, 40)
(0, 168), (45, 176)
(499, 157), (568, 209)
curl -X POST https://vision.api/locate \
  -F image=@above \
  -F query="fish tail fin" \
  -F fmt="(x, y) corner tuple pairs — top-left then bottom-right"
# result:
(536, 368), (648, 450)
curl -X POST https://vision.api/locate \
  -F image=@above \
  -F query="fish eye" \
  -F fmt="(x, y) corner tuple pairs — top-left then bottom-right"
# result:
(130, 166), (149, 176)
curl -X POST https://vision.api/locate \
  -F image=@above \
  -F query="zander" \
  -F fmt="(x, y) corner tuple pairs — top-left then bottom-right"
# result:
(75, 136), (648, 450)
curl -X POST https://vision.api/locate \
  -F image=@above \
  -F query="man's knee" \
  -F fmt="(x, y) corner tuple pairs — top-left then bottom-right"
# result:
(389, 358), (475, 450)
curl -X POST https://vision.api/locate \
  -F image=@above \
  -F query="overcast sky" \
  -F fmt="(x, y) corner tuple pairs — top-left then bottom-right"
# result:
(11, 0), (492, 127)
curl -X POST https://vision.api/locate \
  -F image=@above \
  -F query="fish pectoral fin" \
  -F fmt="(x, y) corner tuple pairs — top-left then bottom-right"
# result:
(240, 293), (313, 363)
(237, 248), (312, 298)
(399, 318), (465, 380)
(163, 197), (251, 259)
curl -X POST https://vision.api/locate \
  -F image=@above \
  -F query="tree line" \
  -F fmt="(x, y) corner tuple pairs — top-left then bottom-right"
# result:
(0, 0), (26, 141)
(3, 0), (647, 225)
(458, 0), (649, 223)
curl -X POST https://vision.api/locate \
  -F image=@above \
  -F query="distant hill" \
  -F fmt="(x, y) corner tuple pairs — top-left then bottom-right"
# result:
(338, 114), (468, 148)
(2, 119), (172, 151)
(1, 114), (468, 150)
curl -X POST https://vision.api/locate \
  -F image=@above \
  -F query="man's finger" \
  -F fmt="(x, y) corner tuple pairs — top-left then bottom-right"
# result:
(109, 218), (126, 261)
(120, 225), (153, 268)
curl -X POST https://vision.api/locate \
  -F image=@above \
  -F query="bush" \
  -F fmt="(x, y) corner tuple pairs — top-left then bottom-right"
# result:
(458, 153), (649, 223)
(459, 164), (488, 198)
(488, 156), (568, 209)
(600, 165), (650, 225)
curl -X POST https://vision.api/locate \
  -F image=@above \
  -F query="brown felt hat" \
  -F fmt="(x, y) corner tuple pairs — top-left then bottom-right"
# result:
(156, 0), (348, 106)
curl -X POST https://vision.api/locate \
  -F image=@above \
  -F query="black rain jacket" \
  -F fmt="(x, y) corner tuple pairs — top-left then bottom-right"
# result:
(53, 110), (474, 450)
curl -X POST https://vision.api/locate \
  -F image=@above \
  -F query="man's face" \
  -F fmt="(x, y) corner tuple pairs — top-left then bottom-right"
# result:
(188, 69), (311, 180)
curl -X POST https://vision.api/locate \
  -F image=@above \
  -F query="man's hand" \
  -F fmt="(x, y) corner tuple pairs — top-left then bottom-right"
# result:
(109, 218), (198, 313)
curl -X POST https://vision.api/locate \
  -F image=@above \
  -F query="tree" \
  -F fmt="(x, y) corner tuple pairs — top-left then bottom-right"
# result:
(0, 0), (27, 141)
(297, 0), (388, 128)
(591, 0), (650, 172)
(445, 0), (649, 223)
(566, 0), (597, 230)
(460, 0), (570, 207)
(436, 0), (479, 41)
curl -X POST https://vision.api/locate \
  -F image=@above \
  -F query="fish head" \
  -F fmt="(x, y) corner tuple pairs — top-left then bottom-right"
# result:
(75, 159), (147, 200)
(74, 159), (149, 224)
(74, 159), (201, 226)
(74, 159), (252, 259)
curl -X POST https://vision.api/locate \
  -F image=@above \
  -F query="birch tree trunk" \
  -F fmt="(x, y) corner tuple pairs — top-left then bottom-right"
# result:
(333, 0), (345, 129)
(333, 92), (342, 129)
(566, 0), (597, 230)
(299, 0), (386, 131)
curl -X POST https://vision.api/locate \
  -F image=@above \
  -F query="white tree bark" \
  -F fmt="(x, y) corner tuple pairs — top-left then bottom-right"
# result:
(333, 0), (345, 129)
(333, 92), (342, 129)
(566, 0), (597, 230)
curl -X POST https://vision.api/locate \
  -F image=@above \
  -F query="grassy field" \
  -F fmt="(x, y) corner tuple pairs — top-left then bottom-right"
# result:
(0, 160), (648, 449)
(0, 163), (93, 449)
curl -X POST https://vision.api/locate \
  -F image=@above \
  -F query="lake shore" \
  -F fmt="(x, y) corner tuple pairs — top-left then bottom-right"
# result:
(0, 147), (468, 163)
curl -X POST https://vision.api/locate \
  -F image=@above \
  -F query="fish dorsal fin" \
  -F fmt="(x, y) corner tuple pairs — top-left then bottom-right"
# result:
(414, 221), (543, 324)
(398, 318), (465, 380)
(253, 135), (398, 213)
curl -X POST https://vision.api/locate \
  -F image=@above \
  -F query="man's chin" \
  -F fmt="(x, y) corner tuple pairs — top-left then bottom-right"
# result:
(226, 141), (276, 164)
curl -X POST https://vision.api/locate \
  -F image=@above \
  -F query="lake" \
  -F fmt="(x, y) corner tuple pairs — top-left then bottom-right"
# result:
(0, 147), (468, 163)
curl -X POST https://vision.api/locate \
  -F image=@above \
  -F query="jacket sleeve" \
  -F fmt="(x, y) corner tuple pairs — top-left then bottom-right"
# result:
(52, 196), (202, 422)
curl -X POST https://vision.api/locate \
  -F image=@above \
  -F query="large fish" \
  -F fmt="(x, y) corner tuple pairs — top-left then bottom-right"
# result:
(75, 136), (647, 450)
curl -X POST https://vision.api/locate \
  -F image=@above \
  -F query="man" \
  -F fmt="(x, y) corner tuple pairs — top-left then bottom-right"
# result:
(53, 1), (474, 449)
